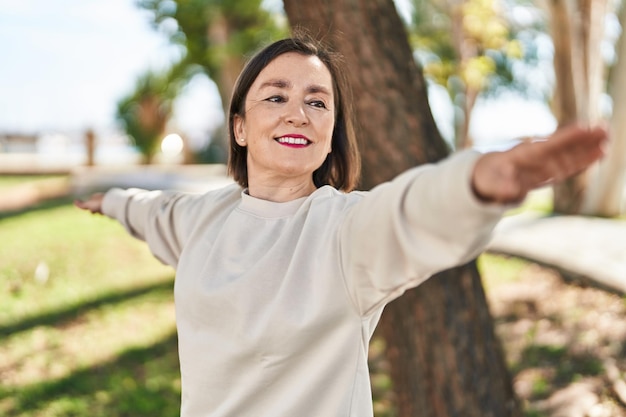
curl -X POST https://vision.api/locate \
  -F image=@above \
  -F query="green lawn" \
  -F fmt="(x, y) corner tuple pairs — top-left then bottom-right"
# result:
(0, 197), (180, 417)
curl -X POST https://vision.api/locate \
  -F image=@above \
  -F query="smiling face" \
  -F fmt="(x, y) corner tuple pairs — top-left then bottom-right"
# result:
(233, 52), (335, 191)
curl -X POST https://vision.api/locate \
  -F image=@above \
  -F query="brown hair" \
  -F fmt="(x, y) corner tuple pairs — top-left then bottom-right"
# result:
(227, 35), (360, 191)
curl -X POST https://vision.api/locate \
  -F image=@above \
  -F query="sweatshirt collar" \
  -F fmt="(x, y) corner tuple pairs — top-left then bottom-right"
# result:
(238, 189), (309, 218)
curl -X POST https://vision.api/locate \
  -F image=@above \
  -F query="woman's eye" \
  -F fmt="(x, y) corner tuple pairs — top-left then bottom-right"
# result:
(266, 96), (285, 103)
(308, 100), (327, 109)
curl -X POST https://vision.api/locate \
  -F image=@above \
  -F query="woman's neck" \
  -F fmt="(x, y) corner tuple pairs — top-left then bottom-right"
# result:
(247, 177), (317, 202)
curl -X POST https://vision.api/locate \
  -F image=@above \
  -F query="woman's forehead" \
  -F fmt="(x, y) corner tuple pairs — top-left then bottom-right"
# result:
(251, 52), (333, 92)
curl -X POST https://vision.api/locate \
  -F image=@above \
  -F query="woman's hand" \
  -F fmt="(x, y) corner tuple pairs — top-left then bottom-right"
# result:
(471, 124), (608, 204)
(74, 193), (105, 214)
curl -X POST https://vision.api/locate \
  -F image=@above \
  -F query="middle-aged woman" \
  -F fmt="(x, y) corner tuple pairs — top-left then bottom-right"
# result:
(76, 36), (607, 417)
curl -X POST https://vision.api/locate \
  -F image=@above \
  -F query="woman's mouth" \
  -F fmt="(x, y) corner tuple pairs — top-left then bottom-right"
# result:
(275, 136), (311, 147)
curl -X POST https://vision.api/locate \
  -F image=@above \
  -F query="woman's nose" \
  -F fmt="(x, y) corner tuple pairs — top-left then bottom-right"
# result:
(283, 102), (308, 126)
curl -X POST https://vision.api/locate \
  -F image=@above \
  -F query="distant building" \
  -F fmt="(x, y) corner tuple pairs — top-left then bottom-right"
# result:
(0, 133), (38, 153)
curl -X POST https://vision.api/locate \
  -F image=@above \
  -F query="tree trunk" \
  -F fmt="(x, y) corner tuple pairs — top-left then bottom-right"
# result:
(546, 0), (608, 214)
(283, 1), (521, 416)
(449, 0), (478, 150)
(547, 0), (586, 213)
(381, 264), (518, 417)
(207, 11), (247, 158)
(581, 0), (626, 216)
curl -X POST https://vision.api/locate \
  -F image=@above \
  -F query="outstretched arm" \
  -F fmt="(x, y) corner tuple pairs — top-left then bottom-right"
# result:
(471, 124), (608, 205)
(74, 188), (195, 268)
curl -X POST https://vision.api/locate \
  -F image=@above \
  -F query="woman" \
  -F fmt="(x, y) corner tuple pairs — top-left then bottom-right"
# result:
(76, 37), (607, 417)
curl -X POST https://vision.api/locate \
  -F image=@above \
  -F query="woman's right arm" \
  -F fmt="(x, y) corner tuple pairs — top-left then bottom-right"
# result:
(76, 188), (190, 268)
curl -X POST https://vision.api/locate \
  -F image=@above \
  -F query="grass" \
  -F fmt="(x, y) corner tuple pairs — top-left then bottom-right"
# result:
(0, 192), (179, 417)
(506, 186), (554, 216)
(480, 251), (626, 416)
(477, 253), (530, 288)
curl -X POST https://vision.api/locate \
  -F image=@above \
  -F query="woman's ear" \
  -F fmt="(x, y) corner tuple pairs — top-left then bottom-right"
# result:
(233, 114), (247, 147)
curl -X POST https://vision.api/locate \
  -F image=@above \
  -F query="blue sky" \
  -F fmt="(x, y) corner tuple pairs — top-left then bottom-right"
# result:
(0, 0), (223, 141)
(0, 0), (557, 149)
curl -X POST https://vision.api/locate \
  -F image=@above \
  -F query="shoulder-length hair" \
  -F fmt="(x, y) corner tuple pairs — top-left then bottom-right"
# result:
(227, 35), (361, 192)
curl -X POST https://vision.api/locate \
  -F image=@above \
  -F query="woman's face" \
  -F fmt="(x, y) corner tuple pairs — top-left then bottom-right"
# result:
(234, 52), (335, 187)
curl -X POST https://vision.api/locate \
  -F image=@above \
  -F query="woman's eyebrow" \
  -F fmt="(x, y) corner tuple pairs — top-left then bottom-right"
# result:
(307, 84), (331, 96)
(259, 79), (290, 90)
(258, 79), (331, 96)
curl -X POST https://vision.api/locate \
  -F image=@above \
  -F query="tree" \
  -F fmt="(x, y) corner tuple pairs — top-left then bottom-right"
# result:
(283, 1), (521, 416)
(407, 0), (529, 149)
(117, 72), (173, 164)
(545, 0), (610, 214)
(582, 0), (626, 216)
(136, 0), (287, 158)
(116, 60), (190, 163)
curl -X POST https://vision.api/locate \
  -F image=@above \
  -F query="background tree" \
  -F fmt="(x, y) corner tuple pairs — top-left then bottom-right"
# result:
(581, 0), (626, 216)
(284, 1), (521, 416)
(408, 0), (532, 149)
(136, 0), (287, 159)
(544, 0), (611, 214)
(117, 70), (175, 164)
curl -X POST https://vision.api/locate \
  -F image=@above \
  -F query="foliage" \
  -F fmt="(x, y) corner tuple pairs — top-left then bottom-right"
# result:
(406, 0), (546, 147)
(135, 0), (287, 93)
(127, 0), (287, 162)
(115, 60), (194, 163)
(410, 0), (542, 94)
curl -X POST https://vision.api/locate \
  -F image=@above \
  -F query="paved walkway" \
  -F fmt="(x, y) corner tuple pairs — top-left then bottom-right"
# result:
(488, 212), (626, 294)
(70, 164), (234, 195)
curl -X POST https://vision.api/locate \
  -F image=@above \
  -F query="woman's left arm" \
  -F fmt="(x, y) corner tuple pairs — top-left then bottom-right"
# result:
(340, 150), (505, 316)
(339, 124), (607, 316)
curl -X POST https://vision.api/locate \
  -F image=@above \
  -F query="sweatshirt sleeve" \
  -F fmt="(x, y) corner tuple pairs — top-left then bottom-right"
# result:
(102, 187), (190, 268)
(339, 150), (509, 316)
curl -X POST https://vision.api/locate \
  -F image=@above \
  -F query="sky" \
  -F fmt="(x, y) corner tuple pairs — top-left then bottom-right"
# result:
(0, 0), (558, 152)
(0, 0), (223, 146)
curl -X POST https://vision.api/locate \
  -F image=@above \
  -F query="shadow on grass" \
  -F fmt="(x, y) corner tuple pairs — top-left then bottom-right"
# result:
(512, 343), (604, 401)
(0, 278), (175, 337)
(0, 331), (181, 417)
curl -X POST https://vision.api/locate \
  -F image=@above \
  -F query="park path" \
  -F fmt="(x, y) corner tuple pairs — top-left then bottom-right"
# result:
(488, 212), (626, 294)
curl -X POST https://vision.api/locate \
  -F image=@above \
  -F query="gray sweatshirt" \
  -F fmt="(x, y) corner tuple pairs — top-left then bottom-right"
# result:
(102, 149), (505, 417)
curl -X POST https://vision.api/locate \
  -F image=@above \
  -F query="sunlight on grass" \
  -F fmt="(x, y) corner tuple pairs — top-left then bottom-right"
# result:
(0, 205), (173, 324)
(0, 201), (180, 417)
(506, 187), (553, 216)
(477, 252), (531, 290)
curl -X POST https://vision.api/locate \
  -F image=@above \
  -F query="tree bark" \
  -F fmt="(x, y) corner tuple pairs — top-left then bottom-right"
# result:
(283, 1), (521, 416)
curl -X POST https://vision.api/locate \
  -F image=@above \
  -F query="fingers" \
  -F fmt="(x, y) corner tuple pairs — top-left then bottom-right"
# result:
(510, 124), (608, 186)
(471, 123), (608, 205)
(74, 193), (105, 215)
